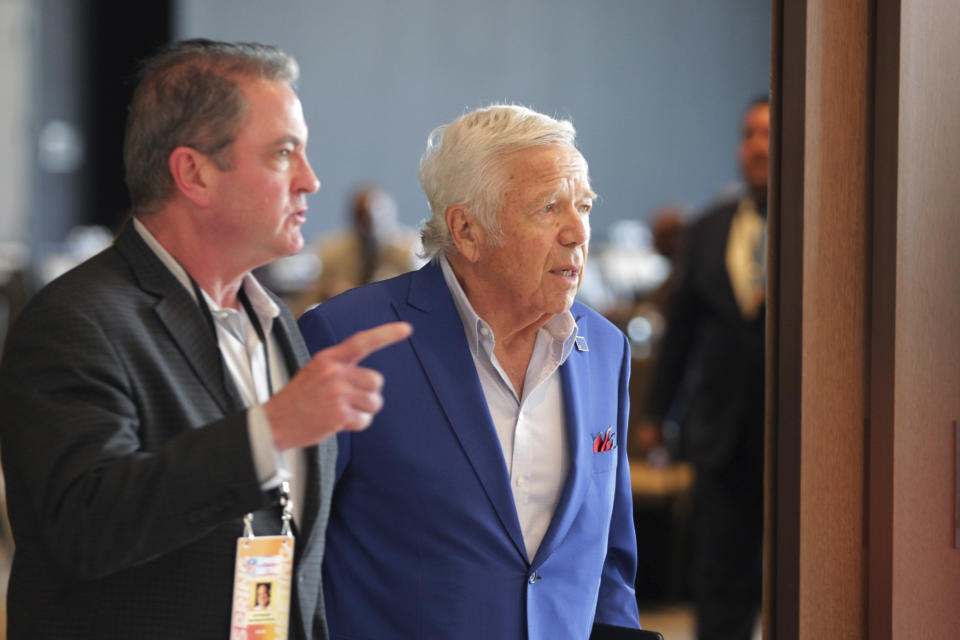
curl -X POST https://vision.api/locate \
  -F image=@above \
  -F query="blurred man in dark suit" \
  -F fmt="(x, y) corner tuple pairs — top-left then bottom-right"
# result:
(642, 97), (769, 640)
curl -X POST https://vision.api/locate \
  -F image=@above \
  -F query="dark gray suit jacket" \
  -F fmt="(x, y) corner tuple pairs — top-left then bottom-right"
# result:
(0, 223), (335, 639)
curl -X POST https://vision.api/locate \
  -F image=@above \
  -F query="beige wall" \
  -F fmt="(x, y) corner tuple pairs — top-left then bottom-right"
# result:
(0, 0), (31, 243)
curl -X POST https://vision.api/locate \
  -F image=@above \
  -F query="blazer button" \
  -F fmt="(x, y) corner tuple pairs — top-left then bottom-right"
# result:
(528, 572), (540, 584)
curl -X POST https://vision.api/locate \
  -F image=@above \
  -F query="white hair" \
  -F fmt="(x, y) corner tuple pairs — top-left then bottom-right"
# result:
(418, 104), (578, 259)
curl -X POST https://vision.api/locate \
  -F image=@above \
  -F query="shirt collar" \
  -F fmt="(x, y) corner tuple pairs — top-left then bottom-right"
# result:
(438, 253), (578, 363)
(738, 196), (766, 221)
(131, 217), (279, 323)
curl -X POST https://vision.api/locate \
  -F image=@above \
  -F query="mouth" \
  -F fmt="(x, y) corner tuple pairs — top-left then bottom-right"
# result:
(550, 266), (581, 280)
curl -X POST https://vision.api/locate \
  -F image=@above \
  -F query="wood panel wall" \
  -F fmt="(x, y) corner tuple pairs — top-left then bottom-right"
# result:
(773, 0), (960, 637)
(797, 1), (871, 637)
(882, 0), (960, 637)
(771, 0), (871, 637)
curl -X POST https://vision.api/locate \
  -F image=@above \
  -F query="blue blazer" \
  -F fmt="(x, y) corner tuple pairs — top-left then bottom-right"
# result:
(299, 261), (639, 639)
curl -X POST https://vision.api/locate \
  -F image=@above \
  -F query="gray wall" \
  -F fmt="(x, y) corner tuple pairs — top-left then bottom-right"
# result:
(176, 0), (770, 244)
(0, 0), (32, 244)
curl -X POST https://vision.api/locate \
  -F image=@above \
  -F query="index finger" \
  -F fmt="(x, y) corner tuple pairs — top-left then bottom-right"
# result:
(321, 322), (413, 365)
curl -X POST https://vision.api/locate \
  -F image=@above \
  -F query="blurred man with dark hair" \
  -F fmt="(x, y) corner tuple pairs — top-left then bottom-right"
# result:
(296, 184), (422, 309)
(642, 97), (769, 640)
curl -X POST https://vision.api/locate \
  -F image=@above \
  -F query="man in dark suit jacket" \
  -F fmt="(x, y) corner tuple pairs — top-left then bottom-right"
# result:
(299, 105), (643, 639)
(0, 40), (409, 639)
(642, 97), (769, 640)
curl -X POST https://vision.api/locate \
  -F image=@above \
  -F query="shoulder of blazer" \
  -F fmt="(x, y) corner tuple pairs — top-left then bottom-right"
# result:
(112, 221), (193, 299)
(309, 261), (438, 324)
(14, 224), (165, 319)
(570, 299), (625, 347)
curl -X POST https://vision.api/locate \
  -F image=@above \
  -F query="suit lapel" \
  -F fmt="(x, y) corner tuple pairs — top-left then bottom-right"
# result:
(397, 263), (527, 560)
(114, 223), (243, 414)
(710, 205), (747, 321)
(271, 301), (310, 372)
(271, 306), (326, 546)
(531, 310), (592, 567)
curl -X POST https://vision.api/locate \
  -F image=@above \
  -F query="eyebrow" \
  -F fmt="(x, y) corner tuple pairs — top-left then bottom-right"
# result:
(272, 134), (305, 148)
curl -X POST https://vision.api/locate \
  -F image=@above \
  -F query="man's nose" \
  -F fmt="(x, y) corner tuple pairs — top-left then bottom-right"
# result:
(560, 205), (590, 247)
(296, 154), (321, 194)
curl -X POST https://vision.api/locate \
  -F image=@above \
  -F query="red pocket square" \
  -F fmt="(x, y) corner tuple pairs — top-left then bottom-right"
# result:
(593, 427), (615, 452)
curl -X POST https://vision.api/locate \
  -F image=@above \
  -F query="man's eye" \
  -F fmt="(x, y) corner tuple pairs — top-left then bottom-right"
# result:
(578, 204), (592, 214)
(543, 203), (555, 212)
(278, 148), (292, 157)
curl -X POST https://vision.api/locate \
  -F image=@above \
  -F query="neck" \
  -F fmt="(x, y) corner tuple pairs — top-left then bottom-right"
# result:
(750, 185), (768, 212)
(446, 253), (551, 347)
(138, 212), (247, 309)
(446, 253), (559, 397)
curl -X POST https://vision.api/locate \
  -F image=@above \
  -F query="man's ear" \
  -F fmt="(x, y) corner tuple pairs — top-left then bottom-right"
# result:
(168, 146), (217, 207)
(446, 205), (486, 263)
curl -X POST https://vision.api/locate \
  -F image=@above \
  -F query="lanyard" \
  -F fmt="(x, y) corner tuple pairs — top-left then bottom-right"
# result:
(237, 286), (274, 398)
(188, 277), (290, 531)
(245, 480), (294, 537)
(189, 277), (274, 398)
(190, 279), (296, 637)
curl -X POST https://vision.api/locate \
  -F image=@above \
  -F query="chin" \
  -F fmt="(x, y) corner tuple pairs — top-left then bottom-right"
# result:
(549, 299), (576, 315)
(282, 234), (305, 256)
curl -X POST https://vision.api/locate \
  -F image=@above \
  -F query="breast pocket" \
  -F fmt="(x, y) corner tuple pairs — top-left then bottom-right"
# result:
(592, 449), (618, 474)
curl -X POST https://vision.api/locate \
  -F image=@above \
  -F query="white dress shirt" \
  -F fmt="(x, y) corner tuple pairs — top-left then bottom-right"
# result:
(133, 218), (305, 524)
(440, 255), (577, 561)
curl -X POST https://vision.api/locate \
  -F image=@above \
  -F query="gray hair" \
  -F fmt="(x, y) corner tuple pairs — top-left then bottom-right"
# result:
(124, 39), (300, 214)
(418, 105), (578, 259)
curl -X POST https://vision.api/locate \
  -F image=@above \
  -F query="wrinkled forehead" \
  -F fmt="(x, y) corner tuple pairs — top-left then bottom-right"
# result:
(501, 144), (594, 193)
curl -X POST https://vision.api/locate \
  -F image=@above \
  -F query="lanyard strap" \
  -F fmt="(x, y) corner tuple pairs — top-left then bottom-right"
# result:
(189, 277), (291, 537)
(189, 277), (274, 397)
(237, 287), (274, 397)
(244, 480), (294, 538)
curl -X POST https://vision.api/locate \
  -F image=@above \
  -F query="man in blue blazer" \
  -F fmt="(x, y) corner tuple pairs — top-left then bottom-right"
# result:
(299, 105), (641, 639)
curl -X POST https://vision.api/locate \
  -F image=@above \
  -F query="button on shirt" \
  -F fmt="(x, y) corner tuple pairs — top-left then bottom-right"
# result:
(133, 218), (305, 523)
(440, 256), (577, 561)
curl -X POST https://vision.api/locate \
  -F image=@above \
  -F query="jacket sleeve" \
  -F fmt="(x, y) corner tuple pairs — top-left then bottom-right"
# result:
(594, 332), (641, 627)
(0, 296), (269, 581)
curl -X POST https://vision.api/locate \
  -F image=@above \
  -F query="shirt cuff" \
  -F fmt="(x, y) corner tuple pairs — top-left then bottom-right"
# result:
(247, 404), (290, 489)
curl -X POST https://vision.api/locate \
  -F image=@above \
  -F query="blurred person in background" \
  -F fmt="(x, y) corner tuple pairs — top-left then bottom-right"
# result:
(639, 96), (769, 640)
(626, 204), (689, 459)
(295, 184), (422, 311)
